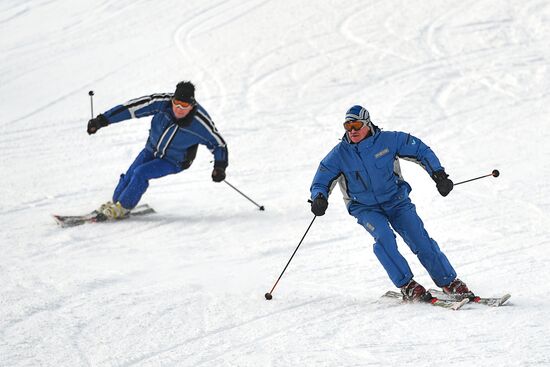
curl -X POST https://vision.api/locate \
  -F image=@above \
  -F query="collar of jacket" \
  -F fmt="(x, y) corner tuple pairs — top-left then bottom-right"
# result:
(342, 131), (379, 150)
(172, 107), (197, 127)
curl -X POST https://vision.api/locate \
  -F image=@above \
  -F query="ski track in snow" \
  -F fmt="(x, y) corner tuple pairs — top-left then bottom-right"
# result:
(1, 0), (550, 366)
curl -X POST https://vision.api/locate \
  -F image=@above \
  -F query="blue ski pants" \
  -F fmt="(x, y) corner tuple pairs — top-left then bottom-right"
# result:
(113, 149), (182, 209)
(348, 197), (456, 288)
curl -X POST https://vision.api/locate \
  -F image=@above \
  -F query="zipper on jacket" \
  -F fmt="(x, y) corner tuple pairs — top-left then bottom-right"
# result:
(159, 125), (179, 159)
(156, 123), (177, 158)
(356, 171), (369, 190)
(356, 147), (383, 207)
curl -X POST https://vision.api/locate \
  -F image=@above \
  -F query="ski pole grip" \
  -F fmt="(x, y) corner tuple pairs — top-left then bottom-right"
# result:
(89, 90), (95, 119)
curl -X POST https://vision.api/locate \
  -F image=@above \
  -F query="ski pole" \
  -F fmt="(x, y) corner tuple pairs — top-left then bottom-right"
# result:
(223, 180), (265, 211)
(454, 169), (500, 186)
(265, 215), (317, 300)
(88, 90), (95, 118)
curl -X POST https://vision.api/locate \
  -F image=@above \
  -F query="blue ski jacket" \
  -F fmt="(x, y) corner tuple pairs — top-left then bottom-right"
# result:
(311, 130), (444, 208)
(102, 93), (228, 168)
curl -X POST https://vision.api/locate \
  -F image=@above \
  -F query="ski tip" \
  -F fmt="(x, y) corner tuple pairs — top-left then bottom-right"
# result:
(499, 294), (512, 306)
(471, 293), (512, 307)
(453, 298), (470, 310)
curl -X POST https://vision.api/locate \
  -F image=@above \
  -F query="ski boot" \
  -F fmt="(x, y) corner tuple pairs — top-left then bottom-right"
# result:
(442, 278), (475, 300)
(400, 279), (432, 303)
(100, 201), (129, 220)
(98, 201), (113, 213)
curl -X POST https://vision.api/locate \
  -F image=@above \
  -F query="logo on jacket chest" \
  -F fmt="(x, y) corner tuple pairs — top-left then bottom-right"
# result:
(374, 148), (390, 159)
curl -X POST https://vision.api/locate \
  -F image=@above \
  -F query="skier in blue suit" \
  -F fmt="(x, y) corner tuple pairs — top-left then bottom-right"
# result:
(87, 81), (228, 219)
(310, 105), (473, 301)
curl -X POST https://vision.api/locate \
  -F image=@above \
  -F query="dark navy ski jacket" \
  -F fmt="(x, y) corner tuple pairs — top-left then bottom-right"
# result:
(102, 93), (228, 169)
(311, 130), (444, 208)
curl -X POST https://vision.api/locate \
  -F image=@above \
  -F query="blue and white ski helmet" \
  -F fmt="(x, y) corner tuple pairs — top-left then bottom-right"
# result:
(345, 105), (377, 132)
(345, 105), (369, 122)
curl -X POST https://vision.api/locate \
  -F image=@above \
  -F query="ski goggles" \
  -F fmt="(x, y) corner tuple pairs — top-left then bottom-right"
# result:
(343, 120), (366, 132)
(172, 99), (195, 110)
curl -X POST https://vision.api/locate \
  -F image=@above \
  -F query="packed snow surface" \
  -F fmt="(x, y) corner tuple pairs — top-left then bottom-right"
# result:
(1, 1), (550, 366)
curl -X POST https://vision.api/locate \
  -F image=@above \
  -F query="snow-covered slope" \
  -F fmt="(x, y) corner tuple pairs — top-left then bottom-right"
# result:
(1, 1), (550, 366)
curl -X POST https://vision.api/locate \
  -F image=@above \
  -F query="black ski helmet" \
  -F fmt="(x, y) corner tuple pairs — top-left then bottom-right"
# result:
(174, 81), (196, 104)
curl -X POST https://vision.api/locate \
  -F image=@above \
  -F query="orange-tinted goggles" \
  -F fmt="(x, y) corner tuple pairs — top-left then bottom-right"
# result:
(343, 120), (365, 132)
(172, 99), (195, 110)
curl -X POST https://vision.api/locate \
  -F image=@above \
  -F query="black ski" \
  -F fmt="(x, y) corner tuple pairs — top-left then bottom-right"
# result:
(52, 204), (155, 228)
(381, 290), (469, 310)
(427, 289), (511, 307)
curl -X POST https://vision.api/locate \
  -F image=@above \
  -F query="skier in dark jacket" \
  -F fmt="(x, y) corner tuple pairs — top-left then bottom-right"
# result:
(87, 81), (228, 219)
(310, 105), (472, 302)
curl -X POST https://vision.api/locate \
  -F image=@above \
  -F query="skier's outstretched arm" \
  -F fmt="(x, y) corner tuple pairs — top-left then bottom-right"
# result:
(87, 93), (172, 135)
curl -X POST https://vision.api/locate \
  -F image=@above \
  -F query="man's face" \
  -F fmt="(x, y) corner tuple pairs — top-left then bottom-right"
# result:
(172, 99), (194, 119)
(344, 120), (371, 143)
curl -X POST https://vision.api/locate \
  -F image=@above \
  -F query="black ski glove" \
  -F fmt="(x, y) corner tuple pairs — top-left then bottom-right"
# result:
(311, 194), (328, 216)
(432, 170), (453, 197)
(211, 167), (226, 182)
(87, 114), (109, 135)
